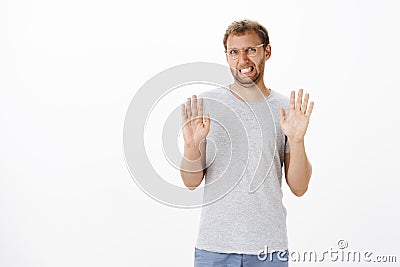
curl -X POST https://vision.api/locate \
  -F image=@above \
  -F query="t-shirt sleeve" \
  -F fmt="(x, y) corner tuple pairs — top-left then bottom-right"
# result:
(282, 94), (291, 154)
(284, 135), (290, 154)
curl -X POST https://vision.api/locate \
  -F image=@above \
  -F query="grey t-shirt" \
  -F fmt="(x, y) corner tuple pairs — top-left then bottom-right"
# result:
(195, 86), (290, 255)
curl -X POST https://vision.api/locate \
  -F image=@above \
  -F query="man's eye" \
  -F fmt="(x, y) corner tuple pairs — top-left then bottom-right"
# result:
(247, 47), (257, 53)
(229, 50), (238, 55)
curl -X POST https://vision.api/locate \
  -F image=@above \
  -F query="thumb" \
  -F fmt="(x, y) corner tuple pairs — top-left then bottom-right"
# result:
(204, 114), (211, 130)
(279, 107), (286, 123)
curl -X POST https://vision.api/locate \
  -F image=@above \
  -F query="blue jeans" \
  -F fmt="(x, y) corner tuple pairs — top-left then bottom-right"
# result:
(194, 247), (289, 267)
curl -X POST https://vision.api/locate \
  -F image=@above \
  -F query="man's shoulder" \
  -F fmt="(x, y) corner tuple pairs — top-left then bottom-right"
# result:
(270, 89), (290, 108)
(199, 86), (231, 98)
(271, 89), (289, 102)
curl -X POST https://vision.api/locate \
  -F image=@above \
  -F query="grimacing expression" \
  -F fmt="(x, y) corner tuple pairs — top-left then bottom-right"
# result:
(226, 30), (271, 87)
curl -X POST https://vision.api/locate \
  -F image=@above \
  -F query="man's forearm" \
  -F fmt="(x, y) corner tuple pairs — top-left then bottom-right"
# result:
(286, 139), (312, 196)
(180, 144), (205, 190)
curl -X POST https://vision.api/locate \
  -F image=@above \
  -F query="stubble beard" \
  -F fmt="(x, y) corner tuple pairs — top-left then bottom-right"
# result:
(231, 67), (263, 88)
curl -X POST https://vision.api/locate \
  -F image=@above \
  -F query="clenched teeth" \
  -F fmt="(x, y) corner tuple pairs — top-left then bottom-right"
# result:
(239, 67), (253, 73)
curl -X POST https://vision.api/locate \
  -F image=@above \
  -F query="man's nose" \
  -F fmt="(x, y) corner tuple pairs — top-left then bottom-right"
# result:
(237, 50), (249, 64)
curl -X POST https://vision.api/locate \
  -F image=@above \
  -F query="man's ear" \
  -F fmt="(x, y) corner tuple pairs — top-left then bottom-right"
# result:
(265, 44), (271, 60)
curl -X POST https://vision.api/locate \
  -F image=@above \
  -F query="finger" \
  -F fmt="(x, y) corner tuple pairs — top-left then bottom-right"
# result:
(186, 98), (191, 118)
(296, 89), (303, 111)
(301, 93), (309, 113)
(279, 107), (286, 123)
(306, 101), (314, 117)
(204, 114), (211, 131)
(198, 98), (204, 116)
(181, 104), (188, 123)
(191, 95), (198, 117)
(289, 91), (295, 110)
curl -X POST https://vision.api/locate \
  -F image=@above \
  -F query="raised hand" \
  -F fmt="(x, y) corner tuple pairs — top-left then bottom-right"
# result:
(279, 89), (314, 143)
(181, 95), (210, 148)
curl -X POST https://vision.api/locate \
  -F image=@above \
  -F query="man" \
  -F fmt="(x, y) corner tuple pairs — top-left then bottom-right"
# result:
(180, 20), (314, 266)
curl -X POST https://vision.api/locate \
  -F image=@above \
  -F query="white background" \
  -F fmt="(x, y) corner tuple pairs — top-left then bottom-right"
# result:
(1, 0), (400, 266)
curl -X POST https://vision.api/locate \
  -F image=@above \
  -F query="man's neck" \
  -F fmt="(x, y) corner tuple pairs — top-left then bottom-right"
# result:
(230, 81), (271, 102)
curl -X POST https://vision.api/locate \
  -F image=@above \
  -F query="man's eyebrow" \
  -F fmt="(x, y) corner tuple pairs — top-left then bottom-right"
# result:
(227, 45), (258, 50)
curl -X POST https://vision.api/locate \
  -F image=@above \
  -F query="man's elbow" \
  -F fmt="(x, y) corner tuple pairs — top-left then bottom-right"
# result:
(180, 171), (204, 190)
(183, 180), (201, 190)
(186, 185), (199, 190)
(291, 186), (308, 197)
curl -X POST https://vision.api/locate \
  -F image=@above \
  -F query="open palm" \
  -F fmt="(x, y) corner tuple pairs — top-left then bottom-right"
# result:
(181, 95), (210, 147)
(280, 89), (314, 143)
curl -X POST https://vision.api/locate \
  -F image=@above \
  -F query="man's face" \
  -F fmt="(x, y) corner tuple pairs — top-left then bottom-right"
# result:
(226, 30), (271, 86)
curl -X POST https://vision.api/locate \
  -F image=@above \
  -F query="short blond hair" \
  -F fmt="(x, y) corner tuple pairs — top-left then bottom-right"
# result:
(223, 19), (270, 50)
